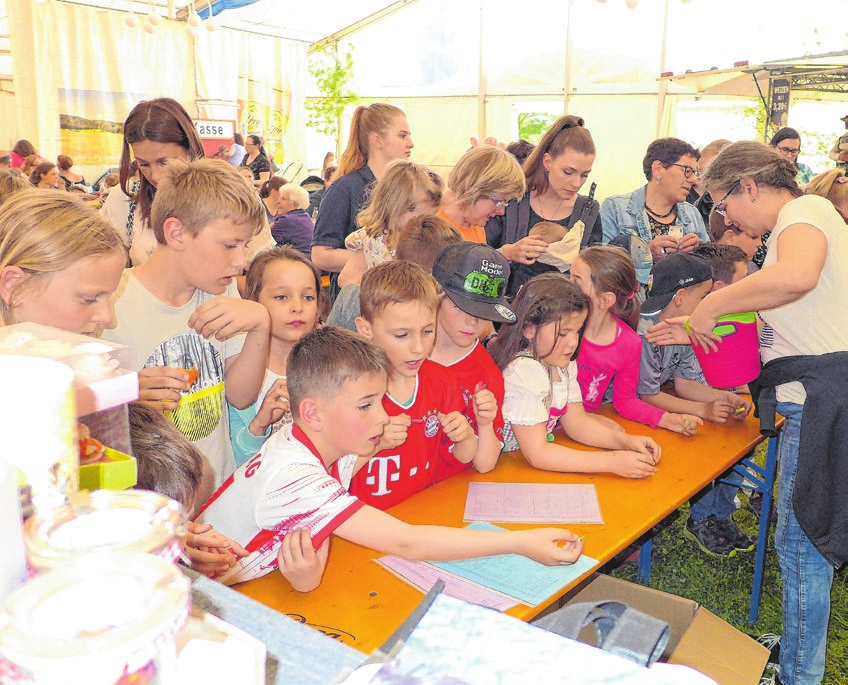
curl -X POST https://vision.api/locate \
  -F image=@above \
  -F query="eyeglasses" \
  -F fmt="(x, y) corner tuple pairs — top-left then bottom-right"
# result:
(489, 197), (509, 209)
(776, 145), (800, 156)
(713, 180), (741, 217)
(670, 163), (698, 179)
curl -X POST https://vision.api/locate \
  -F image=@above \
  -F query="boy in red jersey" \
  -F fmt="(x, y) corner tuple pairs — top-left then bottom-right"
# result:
(351, 260), (477, 508)
(430, 242), (515, 481)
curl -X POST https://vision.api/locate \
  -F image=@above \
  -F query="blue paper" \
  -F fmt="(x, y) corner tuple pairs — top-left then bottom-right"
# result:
(426, 522), (598, 606)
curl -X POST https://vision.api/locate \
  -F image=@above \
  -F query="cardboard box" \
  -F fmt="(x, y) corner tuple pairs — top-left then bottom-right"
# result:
(561, 574), (769, 685)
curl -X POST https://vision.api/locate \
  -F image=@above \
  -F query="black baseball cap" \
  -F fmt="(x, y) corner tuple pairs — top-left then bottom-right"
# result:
(642, 252), (713, 314)
(432, 242), (516, 324)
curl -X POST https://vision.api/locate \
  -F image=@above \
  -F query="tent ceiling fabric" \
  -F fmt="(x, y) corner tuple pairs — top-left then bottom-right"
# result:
(66, 0), (399, 42)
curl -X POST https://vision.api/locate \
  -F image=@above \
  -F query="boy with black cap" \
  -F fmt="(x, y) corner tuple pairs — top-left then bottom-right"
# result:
(430, 242), (516, 480)
(637, 252), (753, 555)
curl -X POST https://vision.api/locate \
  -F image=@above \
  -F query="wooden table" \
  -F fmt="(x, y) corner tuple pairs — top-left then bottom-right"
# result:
(235, 407), (769, 651)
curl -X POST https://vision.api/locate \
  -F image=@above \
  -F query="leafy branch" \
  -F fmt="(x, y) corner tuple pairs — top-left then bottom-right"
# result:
(306, 44), (358, 155)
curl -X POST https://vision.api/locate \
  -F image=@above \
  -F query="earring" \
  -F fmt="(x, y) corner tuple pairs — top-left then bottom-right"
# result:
(656, 177), (662, 185)
(751, 197), (757, 203)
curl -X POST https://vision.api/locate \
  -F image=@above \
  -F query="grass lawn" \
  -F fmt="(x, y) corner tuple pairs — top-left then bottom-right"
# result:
(607, 442), (848, 684)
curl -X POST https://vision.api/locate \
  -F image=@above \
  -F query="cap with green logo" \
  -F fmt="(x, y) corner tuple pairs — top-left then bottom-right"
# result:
(432, 242), (516, 324)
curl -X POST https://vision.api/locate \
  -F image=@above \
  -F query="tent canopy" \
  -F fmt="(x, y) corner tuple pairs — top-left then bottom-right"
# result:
(660, 51), (848, 100)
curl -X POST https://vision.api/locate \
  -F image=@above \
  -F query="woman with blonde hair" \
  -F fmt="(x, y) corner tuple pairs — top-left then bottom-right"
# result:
(486, 114), (601, 297)
(804, 168), (848, 223)
(0, 189), (125, 333)
(311, 103), (414, 300)
(439, 145), (525, 244)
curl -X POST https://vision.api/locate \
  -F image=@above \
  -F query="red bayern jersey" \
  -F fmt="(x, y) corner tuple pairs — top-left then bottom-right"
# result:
(350, 359), (465, 509)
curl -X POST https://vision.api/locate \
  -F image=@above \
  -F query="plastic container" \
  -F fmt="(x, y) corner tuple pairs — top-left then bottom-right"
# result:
(24, 490), (186, 574)
(692, 312), (760, 388)
(0, 552), (190, 685)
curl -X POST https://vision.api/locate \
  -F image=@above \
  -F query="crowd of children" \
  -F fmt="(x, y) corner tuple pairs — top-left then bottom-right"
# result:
(4, 98), (848, 685)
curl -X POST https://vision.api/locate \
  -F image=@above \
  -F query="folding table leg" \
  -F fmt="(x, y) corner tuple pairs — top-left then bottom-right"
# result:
(638, 536), (652, 583)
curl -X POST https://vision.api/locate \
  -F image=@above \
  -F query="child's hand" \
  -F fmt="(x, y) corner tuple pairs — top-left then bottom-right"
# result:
(625, 434), (662, 465)
(138, 366), (191, 412)
(277, 528), (330, 593)
(515, 528), (583, 565)
(658, 412), (703, 436)
(471, 383), (497, 428)
(728, 394), (752, 421)
(438, 411), (475, 444)
(249, 378), (290, 436)
(185, 521), (248, 577)
(704, 397), (737, 423)
(188, 296), (270, 340)
(376, 414), (411, 452)
(611, 449), (658, 479)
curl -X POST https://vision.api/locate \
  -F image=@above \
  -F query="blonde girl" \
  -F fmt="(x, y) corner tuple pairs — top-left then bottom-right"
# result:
(805, 168), (848, 223)
(338, 160), (443, 286)
(570, 245), (700, 435)
(489, 272), (661, 479)
(439, 146), (525, 242)
(228, 246), (326, 465)
(0, 189), (125, 333)
(312, 103), (414, 298)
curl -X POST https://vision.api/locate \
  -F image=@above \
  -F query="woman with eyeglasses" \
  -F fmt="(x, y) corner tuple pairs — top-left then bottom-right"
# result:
(770, 127), (815, 187)
(485, 115), (601, 298)
(681, 141), (848, 685)
(439, 146), (524, 247)
(601, 137), (710, 285)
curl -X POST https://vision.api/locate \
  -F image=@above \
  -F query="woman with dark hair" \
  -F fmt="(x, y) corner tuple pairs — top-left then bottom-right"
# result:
(100, 98), (205, 266)
(240, 134), (271, 189)
(258, 176), (286, 223)
(770, 127), (814, 186)
(29, 163), (60, 189)
(486, 115), (601, 297)
(666, 140), (848, 685)
(601, 137), (709, 286)
(10, 140), (36, 169)
(57, 154), (86, 191)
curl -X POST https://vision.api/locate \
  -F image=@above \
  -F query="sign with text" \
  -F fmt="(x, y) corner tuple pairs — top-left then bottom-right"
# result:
(769, 78), (791, 128)
(194, 119), (234, 139)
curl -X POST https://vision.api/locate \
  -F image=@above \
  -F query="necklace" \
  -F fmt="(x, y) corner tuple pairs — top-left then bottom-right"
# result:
(535, 191), (568, 220)
(644, 203), (675, 219)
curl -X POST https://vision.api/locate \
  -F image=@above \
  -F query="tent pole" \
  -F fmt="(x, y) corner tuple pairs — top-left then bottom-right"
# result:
(477, 0), (486, 142)
(563, 0), (573, 114)
(656, 0), (670, 138)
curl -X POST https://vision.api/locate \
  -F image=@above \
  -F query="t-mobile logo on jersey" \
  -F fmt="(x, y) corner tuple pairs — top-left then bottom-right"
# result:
(364, 455), (402, 496)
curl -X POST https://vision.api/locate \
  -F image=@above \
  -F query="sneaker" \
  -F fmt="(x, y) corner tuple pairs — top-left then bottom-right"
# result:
(759, 664), (782, 685)
(748, 492), (778, 523)
(756, 632), (781, 663)
(715, 517), (756, 551)
(684, 515), (737, 556)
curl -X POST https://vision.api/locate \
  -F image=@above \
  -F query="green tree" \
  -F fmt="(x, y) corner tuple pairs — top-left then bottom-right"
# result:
(306, 43), (358, 157)
(518, 112), (558, 144)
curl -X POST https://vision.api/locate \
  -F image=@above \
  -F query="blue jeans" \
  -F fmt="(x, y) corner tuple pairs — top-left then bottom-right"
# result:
(775, 401), (833, 685)
(690, 469), (744, 523)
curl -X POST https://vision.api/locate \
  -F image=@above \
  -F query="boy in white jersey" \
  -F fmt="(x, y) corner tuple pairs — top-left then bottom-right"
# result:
(197, 327), (583, 590)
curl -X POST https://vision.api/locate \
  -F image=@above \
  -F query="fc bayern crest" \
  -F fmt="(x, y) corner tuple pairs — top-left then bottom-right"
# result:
(424, 413), (440, 438)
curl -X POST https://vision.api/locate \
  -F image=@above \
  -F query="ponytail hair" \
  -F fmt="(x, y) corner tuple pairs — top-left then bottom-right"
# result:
(576, 246), (641, 331)
(524, 115), (595, 194)
(336, 103), (405, 178)
(259, 176), (286, 198)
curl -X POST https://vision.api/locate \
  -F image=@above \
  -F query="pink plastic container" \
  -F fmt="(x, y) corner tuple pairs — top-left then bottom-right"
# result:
(693, 312), (760, 388)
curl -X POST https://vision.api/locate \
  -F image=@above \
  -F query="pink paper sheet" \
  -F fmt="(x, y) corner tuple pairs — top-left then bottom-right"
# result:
(463, 483), (603, 524)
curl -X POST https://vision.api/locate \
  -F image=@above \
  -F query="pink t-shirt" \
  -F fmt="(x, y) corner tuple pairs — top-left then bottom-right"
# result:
(576, 317), (665, 428)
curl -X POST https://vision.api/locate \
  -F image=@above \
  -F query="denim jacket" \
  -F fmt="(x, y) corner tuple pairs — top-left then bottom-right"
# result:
(600, 184), (709, 246)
